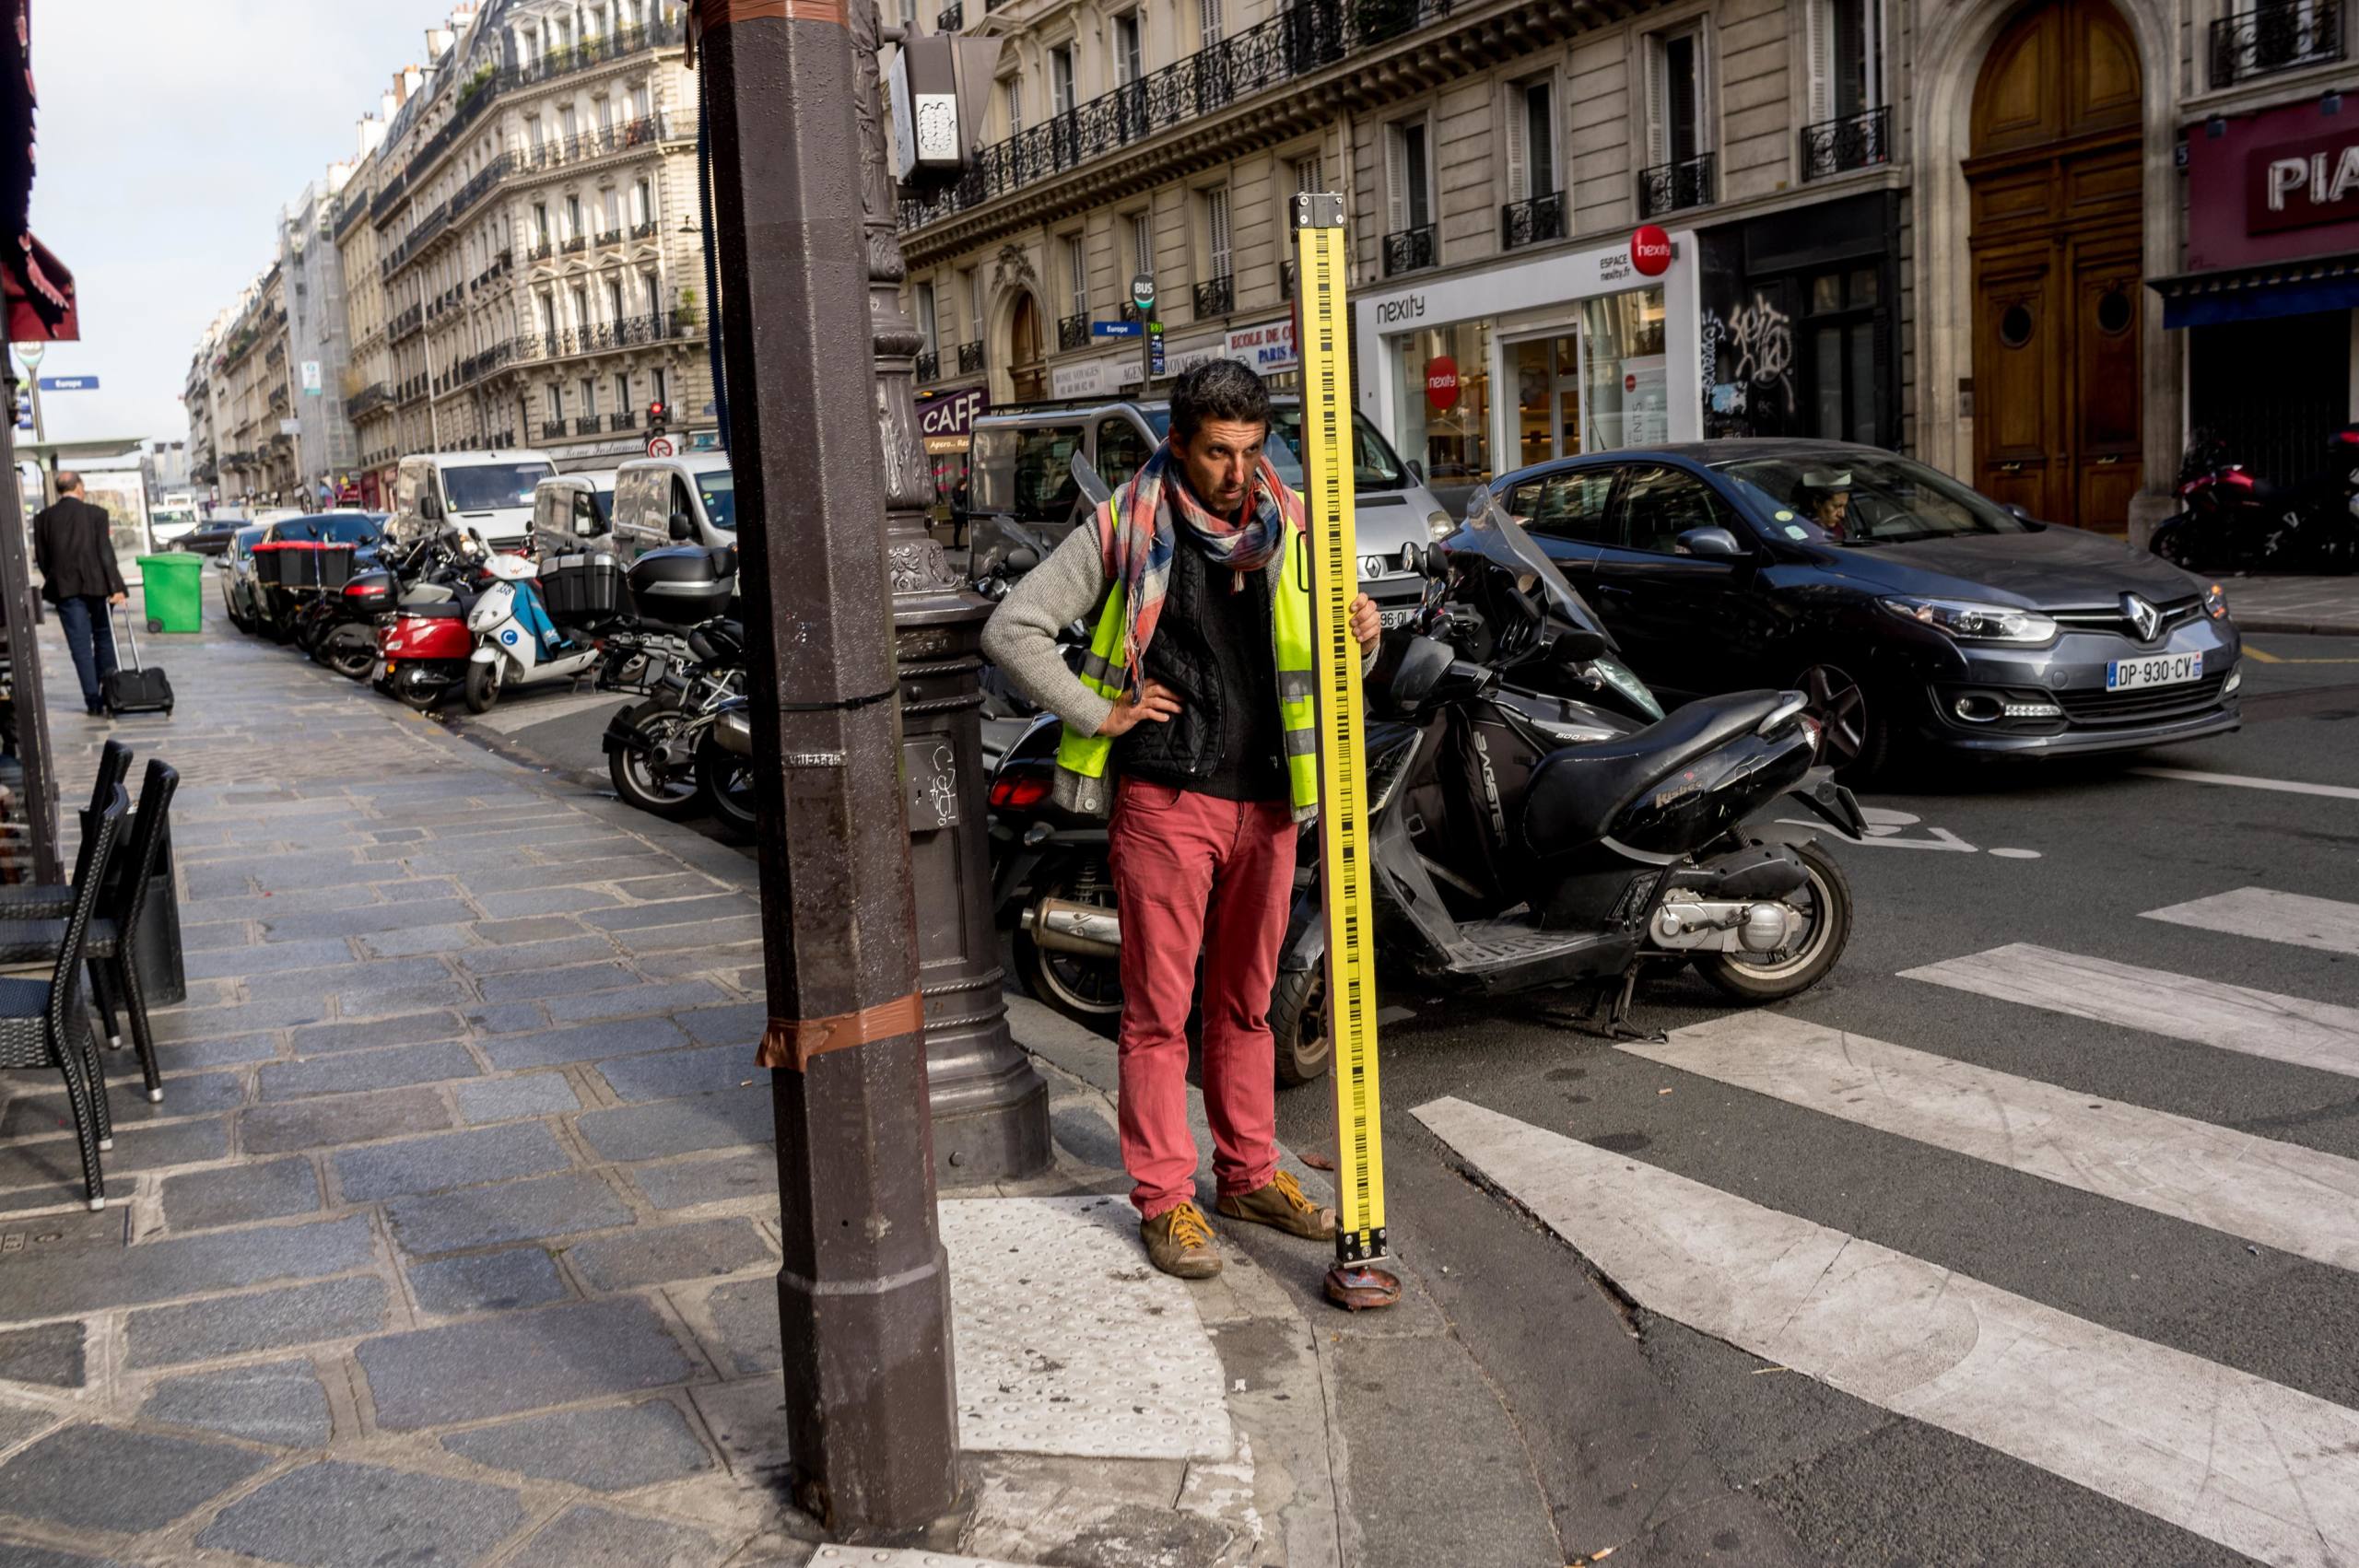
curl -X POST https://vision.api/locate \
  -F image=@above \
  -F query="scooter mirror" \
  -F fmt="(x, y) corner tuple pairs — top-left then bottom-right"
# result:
(1376, 633), (1454, 717)
(1006, 544), (1040, 573)
(1552, 627), (1609, 663)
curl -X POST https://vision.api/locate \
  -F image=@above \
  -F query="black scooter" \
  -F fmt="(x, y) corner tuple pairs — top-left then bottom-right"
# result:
(2152, 427), (2359, 575)
(986, 481), (1863, 1076)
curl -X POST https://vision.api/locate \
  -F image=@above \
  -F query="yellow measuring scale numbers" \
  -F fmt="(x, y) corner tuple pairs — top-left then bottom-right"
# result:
(1292, 192), (1400, 1312)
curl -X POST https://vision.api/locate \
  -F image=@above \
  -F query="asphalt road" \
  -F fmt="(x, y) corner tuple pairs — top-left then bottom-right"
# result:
(399, 617), (2359, 1566)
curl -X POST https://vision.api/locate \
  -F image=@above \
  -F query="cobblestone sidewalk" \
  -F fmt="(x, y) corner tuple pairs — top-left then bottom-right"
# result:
(0, 613), (1340, 1568)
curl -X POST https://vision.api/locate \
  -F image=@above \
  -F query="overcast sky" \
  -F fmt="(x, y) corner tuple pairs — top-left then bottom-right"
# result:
(27, 1), (456, 448)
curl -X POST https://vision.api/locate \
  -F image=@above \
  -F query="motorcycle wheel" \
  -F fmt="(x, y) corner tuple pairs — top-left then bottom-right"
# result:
(2152, 526), (2199, 570)
(1268, 965), (1332, 1087)
(1695, 840), (1853, 1003)
(463, 661), (501, 714)
(326, 637), (376, 681)
(695, 734), (758, 842)
(609, 698), (704, 819)
(393, 667), (445, 712)
(1012, 858), (1124, 1028)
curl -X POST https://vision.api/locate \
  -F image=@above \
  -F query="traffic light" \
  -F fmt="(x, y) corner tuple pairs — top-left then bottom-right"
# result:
(647, 399), (668, 433)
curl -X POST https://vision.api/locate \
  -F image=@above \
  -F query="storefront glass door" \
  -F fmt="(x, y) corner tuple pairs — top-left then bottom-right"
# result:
(1580, 287), (1669, 450)
(1512, 333), (1582, 468)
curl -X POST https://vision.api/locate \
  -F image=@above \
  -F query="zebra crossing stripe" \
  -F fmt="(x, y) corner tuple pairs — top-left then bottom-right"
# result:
(1900, 943), (2359, 1079)
(1623, 1013), (2359, 1271)
(1412, 1095), (2359, 1568)
(2142, 887), (2359, 958)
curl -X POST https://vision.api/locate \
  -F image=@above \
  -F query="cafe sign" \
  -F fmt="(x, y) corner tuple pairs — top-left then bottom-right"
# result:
(2250, 131), (2359, 235)
(918, 385), (987, 451)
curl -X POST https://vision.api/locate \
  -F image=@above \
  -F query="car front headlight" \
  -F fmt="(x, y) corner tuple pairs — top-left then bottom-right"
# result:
(1426, 509), (1455, 542)
(1879, 595), (2057, 644)
(2203, 581), (2229, 621)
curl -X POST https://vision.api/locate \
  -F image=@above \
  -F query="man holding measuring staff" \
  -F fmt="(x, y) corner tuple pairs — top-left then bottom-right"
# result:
(982, 359), (1381, 1280)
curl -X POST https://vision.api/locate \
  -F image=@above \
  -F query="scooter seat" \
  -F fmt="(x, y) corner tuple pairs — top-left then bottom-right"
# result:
(1521, 690), (1790, 852)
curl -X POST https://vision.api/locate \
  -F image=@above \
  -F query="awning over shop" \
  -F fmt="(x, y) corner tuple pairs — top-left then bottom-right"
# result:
(2148, 252), (2359, 330)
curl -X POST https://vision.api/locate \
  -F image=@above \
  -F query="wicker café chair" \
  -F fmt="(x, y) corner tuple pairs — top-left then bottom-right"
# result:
(0, 788), (126, 1210)
(0, 759), (182, 1103)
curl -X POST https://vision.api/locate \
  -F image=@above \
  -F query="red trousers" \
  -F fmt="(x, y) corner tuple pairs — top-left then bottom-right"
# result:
(1107, 778), (1297, 1219)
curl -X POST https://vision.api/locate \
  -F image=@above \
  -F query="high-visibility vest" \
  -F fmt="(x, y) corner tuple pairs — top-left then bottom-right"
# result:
(1053, 497), (1320, 821)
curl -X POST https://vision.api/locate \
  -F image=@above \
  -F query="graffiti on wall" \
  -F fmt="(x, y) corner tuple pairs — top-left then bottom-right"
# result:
(1706, 291), (1796, 422)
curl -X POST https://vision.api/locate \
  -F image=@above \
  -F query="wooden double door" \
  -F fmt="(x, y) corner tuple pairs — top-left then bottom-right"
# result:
(1966, 0), (2145, 531)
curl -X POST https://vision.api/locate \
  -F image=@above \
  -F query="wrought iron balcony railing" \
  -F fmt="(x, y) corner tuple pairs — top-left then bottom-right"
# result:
(1380, 223), (1436, 277)
(596, 228), (626, 248)
(1058, 312), (1091, 351)
(573, 416), (603, 435)
(901, 0), (1454, 228)
(957, 341), (986, 373)
(610, 411), (639, 430)
(1499, 191), (1564, 251)
(1800, 105), (1891, 181)
(527, 240), (554, 263)
(630, 219), (659, 240)
(2210, 3), (2344, 87)
(938, 2), (962, 29)
(1637, 151), (1715, 217)
(916, 348), (940, 380)
(1193, 274), (1234, 318)
(542, 419), (568, 440)
(562, 235), (589, 254)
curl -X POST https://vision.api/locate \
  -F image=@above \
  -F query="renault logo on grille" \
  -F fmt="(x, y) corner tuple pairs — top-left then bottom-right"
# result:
(2122, 593), (2161, 642)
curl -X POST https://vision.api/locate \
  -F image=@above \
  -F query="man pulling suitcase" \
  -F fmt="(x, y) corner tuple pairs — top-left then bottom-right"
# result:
(31, 472), (127, 718)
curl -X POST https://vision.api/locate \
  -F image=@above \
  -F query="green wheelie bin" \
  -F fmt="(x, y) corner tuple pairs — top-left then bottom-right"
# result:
(135, 553), (205, 633)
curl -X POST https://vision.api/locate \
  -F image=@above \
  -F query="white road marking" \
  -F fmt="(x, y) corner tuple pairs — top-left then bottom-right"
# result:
(461, 690), (620, 736)
(1414, 1095), (2359, 1568)
(1902, 943), (2359, 1078)
(1624, 1013), (2359, 1271)
(2130, 766), (2359, 802)
(2142, 887), (2359, 959)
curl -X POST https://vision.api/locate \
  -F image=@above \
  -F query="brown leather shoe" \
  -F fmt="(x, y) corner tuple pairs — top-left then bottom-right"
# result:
(1216, 1170), (1337, 1240)
(1140, 1201), (1223, 1280)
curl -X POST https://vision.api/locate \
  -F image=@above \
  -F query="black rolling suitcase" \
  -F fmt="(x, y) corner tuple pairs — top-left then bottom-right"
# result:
(101, 602), (174, 717)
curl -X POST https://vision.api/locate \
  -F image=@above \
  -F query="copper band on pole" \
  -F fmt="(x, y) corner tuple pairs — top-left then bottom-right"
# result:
(758, 991), (926, 1071)
(698, 0), (850, 28)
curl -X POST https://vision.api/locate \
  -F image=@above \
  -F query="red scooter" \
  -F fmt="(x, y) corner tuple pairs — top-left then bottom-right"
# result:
(371, 531), (489, 711)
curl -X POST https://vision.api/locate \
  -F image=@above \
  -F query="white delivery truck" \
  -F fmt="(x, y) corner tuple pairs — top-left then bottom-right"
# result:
(389, 450), (557, 551)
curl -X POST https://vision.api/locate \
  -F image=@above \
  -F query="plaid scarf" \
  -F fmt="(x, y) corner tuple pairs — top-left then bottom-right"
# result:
(1100, 439), (1302, 695)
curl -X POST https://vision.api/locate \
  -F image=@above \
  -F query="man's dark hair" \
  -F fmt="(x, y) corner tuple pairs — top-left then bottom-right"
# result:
(1169, 359), (1270, 441)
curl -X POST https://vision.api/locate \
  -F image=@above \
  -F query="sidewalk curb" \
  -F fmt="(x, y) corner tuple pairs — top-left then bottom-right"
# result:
(2237, 616), (2359, 636)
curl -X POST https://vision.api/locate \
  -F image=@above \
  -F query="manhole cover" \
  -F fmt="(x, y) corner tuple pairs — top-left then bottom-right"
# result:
(0, 1207), (129, 1258)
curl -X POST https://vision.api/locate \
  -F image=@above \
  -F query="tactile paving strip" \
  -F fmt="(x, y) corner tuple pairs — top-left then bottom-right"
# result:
(941, 1195), (1235, 1462)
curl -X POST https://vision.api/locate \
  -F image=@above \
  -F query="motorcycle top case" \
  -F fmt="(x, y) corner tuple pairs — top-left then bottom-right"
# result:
(540, 551), (627, 622)
(625, 544), (736, 627)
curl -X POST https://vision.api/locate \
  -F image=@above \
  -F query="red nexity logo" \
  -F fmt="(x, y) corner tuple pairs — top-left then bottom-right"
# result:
(1631, 224), (1673, 276)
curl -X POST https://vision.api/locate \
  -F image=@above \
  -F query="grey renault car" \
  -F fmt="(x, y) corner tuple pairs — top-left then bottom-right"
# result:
(1465, 439), (2239, 775)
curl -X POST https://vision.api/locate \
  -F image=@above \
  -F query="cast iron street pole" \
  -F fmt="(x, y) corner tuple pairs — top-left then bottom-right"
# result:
(0, 367), (61, 884)
(695, 0), (958, 1531)
(849, 0), (1050, 1184)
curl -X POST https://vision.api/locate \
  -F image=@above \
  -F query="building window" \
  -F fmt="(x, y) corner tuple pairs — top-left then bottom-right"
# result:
(546, 384), (563, 421)
(1808, 0), (1884, 121)
(1648, 28), (1708, 169)
(644, 272), (662, 317)
(1198, 0), (1222, 47)
(606, 277), (626, 321)
(1112, 12), (1142, 86)
(537, 291), (556, 335)
(1387, 120), (1432, 235)
(1066, 236), (1089, 314)
(1508, 78), (1555, 202)
(1050, 45), (1075, 114)
(652, 366), (668, 405)
(916, 279), (938, 357)
(565, 193), (582, 239)
(533, 203), (550, 246)
(580, 376), (598, 415)
(1004, 76), (1024, 137)
(1202, 186), (1231, 280)
(1805, 266), (1883, 446)
(966, 266), (985, 339)
(570, 285), (591, 327)
(525, 115), (544, 151)
(632, 179), (651, 226)
(1130, 209), (1155, 283)
(559, 103), (578, 141)
(615, 371), (631, 409)
(1293, 154), (1323, 194)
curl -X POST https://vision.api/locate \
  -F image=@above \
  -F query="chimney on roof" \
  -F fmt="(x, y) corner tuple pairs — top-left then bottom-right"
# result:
(426, 27), (455, 59)
(358, 113), (386, 156)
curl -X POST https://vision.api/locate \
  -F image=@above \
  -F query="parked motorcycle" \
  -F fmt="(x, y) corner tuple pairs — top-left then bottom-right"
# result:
(462, 554), (602, 713)
(310, 566), (401, 680)
(373, 531), (492, 711)
(2152, 427), (2359, 575)
(602, 619), (745, 820)
(986, 478), (1862, 1075)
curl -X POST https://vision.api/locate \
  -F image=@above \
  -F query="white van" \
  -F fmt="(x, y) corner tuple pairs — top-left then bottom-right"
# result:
(608, 452), (735, 558)
(529, 470), (619, 558)
(390, 450), (557, 550)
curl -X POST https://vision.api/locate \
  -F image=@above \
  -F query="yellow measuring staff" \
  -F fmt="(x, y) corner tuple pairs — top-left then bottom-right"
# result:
(1292, 193), (1389, 1278)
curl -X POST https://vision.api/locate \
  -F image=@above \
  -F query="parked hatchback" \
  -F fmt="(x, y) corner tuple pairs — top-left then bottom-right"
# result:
(1463, 440), (2239, 774)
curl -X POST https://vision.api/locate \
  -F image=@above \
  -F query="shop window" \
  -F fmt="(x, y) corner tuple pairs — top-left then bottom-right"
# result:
(1097, 416), (1154, 490)
(1392, 321), (1493, 494)
(1615, 465), (1734, 556)
(1513, 334), (1582, 466)
(1805, 265), (1885, 447)
(1579, 287), (1669, 450)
